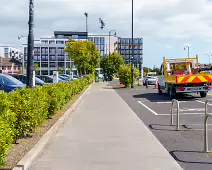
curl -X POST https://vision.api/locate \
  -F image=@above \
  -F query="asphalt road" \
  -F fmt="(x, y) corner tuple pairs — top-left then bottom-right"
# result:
(111, 80), (212, 170)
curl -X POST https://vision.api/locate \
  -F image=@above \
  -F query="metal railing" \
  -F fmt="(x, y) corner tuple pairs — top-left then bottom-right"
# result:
(171, 99), (180, 130)
(204, 99), (212, 152)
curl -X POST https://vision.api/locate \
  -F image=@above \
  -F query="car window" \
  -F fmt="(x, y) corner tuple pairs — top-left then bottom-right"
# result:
(0, 75), (23, 85)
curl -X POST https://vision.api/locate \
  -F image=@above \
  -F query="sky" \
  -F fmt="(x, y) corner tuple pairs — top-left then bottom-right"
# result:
(1, 0), (212, 68)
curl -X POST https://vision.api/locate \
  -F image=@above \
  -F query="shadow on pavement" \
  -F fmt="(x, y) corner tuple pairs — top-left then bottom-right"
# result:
(170, 150), (212, 165)
(149, 124), (177, 132)
(133, 93), (201, 102)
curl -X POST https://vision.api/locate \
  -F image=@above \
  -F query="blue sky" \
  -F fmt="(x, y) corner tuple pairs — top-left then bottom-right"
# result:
(0, 0), (212, 68)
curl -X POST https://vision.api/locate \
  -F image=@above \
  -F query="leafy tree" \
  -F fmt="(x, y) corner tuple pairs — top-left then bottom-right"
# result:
(34, 63), (40, 73)
(100, 53), (124, 80)
(65, 39), (100, 75)
(57, 67), (63, 74)
(118, 64), (140, 87)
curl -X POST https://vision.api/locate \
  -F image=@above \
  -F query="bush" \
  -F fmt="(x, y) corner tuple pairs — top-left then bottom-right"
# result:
(0, 75), (94, 167)
(118, 64), (140, 87)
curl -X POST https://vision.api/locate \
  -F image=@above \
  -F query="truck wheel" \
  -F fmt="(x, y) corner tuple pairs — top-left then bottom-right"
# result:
(158, 84), (162, 95)
(200, 92), (207, 98)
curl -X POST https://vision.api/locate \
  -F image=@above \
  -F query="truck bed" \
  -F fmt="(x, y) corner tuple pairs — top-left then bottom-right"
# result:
(164, 74), (212, 84)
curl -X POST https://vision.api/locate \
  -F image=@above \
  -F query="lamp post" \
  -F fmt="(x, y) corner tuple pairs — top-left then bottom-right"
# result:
(205, 54), (212, 68)
(26, 0), (34, 88)
(184, 46), (190, 58)
(109, 30), (116, 56)
(84, 12), (88, 39)
(131, 0), (134, 88)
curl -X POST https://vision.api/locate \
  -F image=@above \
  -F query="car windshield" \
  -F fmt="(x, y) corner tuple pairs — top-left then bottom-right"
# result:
(36, 77), (45, 84)
(0, 75), (23, 85)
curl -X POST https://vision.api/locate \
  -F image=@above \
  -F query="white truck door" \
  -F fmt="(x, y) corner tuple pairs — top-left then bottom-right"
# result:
(158, 64), (165, 88)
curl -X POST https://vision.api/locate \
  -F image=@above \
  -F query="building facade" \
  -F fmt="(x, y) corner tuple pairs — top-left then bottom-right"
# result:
(117, 37), (143, 75)
(23, 32), (117, 75)
(0, 46), (23, 62)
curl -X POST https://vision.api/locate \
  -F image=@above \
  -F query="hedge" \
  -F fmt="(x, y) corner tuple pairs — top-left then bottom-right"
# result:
(0, 74), (94, 167)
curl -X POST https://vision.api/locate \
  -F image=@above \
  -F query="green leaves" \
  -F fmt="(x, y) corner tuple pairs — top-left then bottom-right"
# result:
(118, 64), (139, 87)
(0, 74), (94, 167)
(65, 39), (100, 75)
(100, 53), (124, 79)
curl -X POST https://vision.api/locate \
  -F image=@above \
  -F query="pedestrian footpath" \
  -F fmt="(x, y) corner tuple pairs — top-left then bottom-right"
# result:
(29, 82), (182, 170)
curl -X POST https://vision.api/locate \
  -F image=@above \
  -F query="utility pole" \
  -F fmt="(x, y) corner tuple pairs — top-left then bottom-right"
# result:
(84, 12), (88, 39)
(27, 0), (34, 88)
(184, 46), (190, 58)
(131, 0), (134, 88)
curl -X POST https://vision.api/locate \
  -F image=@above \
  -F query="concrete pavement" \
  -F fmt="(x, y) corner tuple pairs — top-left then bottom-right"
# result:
(29, 82), (182, 170)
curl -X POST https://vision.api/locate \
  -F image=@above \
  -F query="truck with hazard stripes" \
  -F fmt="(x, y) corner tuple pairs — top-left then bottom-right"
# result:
(157, 55), (212, 98)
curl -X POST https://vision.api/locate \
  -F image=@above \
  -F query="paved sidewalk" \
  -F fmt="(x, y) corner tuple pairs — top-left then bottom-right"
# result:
(29, 82), (182, 170)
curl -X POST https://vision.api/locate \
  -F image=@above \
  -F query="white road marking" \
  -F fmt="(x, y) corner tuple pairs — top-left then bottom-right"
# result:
(158, 112), (205, 116)
(138, 101), (158, 115)
(195, 100), (212, 106)
(156, 101), (187, 104)
(171, 108), (205, 112)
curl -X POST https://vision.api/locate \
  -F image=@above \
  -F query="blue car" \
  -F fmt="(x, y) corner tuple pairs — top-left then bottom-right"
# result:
(0, 74), (25, 93)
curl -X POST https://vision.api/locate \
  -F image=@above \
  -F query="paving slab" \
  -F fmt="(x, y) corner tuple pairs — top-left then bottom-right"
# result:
(29, 82), (182, 170)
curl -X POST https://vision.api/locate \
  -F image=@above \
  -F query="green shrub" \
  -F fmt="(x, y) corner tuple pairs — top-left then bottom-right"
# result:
(118, 64), (140, 87)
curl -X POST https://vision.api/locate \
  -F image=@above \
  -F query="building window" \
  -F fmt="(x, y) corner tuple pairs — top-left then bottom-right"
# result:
(56, 41), (64, 44)
(88, 37), (93, 42)
(4, 48), (9, 53)
(57, 48), (64, 55)
(34, 55), (40, 61)
(41, 62), (48, 67)
(129, 39), (132, 44)
(100, 44), (104, 50)
(49, 41), (55, 44)
(134, 39), (138, 44)
(4, 53), (9, 58)
(49, 62), (56, 68)
(58, 62), (65, 67)
(34, 47), (40, 53)
(72, 35), (78, 39)
(100, 51), (104, 56)
(41, 55), (48, 61)
(24, 47), (27, 54)
(58, 55), (64, 61)
(94, 37), (99, 44)
(49, 56), (56, 61)
(41, 40), (48, 44)
(49, 47), (56, 54)
(100, 37), (105, 44)
(66, 56), (70, 61)
(41, 47), (48, 54)
(121, 39), (125, 44)
(138, 39), (143, 44)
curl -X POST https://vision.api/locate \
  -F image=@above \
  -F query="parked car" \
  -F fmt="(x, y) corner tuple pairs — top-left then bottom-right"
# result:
(36, 75), (64, 84)
(11, 74), (46, 86)
(0, 74), (25, 93)
(143, 75), (158, 86)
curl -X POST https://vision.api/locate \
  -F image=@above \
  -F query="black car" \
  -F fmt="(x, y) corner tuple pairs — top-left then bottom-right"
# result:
(0, 74), (25, 93)
(12, 74), (45, 86)
(36, 75), (64, 84)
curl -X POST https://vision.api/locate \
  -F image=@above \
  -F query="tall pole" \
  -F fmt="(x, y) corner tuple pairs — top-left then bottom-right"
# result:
(184, 46), (190, 58)
(109, 32), (111, 56)
(84, 12), (88, 39)
(188, 46), (190, 58)
(131, 0), (134, 88)
(27, 0), (34, 88)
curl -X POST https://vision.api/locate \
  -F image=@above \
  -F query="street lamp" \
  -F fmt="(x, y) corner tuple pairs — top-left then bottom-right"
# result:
(184, 46), (190, 58)
(205, 54), (212, 68)
(84, 12), (88, 39)
(131, 0), (134, 88)
(109, 30), (116, 56)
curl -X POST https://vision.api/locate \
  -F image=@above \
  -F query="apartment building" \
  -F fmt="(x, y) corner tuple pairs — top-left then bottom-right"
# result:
(0, 46), (23, 62)
(23, 31), (117, 75)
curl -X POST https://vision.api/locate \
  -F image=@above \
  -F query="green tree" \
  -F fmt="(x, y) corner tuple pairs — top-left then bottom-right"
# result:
(33, 63), (40, 73)
(57, 67), (63, 74)
(100, 53), (124, 80)
(118, 64), (140, 87)
(65, 39), (100, 75)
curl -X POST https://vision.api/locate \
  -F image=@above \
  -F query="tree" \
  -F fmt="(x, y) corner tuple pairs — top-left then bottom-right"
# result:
(100, 53), (124, 80)
(118, 64), (140, 87)
(65, 39), (100, 75)
(57, 67), (63, 74)
(33, 63), (40, 72)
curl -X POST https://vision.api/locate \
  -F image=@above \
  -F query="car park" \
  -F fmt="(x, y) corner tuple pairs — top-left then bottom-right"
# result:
(36, 75), (64, 83)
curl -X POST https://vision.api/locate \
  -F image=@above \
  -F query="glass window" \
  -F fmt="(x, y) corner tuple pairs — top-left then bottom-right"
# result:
(66, 56), (70, 61)
(4, 53), (9, 58)
(4, 48), (9, 53)
(134, 39), (138, 44)
(49, 62), (56, 67)
(41, 62), (48, 67)
(49, 56), (56, 61)
(0, 75), (23, 85)
(126, 39), (130, 44)
(100, 44), (104, 51)
(56, 41), (64, 44)
(88, 37), (93, 42)
(121, 39), (125, 44)
(41, 55), (48, 61)
(100, 37), (105, 44)
(49, 41), (55, 44)
(49, 48), (56, 54)
(129, 39), (132, 44)
(34, 55), (40, 61)
(94, 37), (99, 44)
(41, 40), (48, 44)
(100, 51), (104, 56)
(72, 35), (78, 39)
(58, 55), (64, 61)
(34, 47), (40, 53)
(24, 47), (27, 54)
(41, 48), (48, 54)
(57, 48), (64, 55)
(58, 62), (64, 67)
(138, 39), (143, 44)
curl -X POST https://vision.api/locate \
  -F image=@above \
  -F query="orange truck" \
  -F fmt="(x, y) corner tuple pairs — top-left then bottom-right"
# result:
(157, 55), (212, 98)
